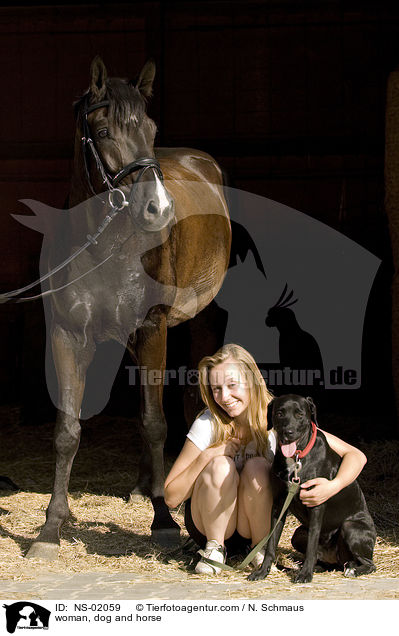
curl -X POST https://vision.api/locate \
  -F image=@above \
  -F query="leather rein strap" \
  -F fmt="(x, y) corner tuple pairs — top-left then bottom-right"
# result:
(0, 97), (164, 304)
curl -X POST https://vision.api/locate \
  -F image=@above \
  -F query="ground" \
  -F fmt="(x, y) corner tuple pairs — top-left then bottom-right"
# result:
(0, 409), (398, 600)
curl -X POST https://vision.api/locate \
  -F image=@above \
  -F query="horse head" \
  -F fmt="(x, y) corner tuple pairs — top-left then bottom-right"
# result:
(75, 56), (174, 232)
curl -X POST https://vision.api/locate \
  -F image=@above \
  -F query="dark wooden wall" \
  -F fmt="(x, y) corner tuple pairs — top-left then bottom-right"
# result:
(0, 1), (398, 431)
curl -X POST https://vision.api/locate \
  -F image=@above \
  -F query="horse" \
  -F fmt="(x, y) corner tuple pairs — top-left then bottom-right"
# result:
(26, 56), (231, 560)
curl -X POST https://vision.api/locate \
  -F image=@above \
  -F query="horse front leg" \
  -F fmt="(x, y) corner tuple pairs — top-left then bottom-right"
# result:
(135, 317), (180, 547)
(26, 325), (95, 560)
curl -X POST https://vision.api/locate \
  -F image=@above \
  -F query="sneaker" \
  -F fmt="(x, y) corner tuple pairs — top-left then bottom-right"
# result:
(246, 545), (265, 569)
(195, 540), (226, 575)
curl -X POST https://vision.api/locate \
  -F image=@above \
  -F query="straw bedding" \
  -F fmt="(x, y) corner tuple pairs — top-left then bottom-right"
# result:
(0, 409), (398, 597)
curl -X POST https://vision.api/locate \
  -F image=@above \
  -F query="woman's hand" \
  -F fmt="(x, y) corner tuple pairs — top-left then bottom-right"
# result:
(206, 438), (241, 460)
(164, 436), (242, 509)
(299, 477), (338, 507)
(299, 430), (366, 508)
(299, 432), (367, 508)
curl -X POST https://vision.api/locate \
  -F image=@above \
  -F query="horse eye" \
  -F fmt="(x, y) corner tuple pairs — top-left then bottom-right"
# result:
(97, 128), (108, 139)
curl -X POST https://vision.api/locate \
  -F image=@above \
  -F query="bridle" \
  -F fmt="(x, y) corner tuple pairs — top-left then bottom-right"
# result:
(81, 96), (164, 209)
(0, 96), (165, 304)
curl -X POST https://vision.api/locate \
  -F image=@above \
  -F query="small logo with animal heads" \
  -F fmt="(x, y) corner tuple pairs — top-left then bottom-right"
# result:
(266, 284), (324, 376)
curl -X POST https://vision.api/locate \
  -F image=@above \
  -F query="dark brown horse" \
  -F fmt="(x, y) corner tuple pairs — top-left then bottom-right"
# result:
(26, 57), (231, 559)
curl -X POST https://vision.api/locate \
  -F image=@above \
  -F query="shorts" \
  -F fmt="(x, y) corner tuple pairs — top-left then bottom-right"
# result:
(184, 498), (251, 557)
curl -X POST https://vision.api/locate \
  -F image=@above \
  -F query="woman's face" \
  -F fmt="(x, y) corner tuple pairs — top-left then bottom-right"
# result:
(209, 359), (251, 421)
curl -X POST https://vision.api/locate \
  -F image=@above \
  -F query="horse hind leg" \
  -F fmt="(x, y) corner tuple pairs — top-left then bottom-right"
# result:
(129, 440), (152, 501)
(134, 319), (180, 548)
(183, 301), (227, 424)
(26, 326), (95, 560)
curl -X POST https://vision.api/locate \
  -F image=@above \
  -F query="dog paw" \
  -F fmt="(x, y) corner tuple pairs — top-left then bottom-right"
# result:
(248, 568), (269, 581)
(344, 567), (356, 578)
(294, 569), (314, 584)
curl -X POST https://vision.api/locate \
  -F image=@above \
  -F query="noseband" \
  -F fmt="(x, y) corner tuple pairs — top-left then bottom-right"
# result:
(81, 97), (163, 209)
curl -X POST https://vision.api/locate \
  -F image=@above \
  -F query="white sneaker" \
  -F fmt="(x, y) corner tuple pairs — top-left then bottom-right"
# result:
(195, 540), (226, 575)
(250, 547), (265, 569)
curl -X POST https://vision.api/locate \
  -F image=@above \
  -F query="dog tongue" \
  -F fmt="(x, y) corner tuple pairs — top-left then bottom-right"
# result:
(280, 441), (297, 458)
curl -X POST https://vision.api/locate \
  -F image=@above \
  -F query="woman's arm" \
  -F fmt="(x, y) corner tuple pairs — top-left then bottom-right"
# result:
(164, 437), (240, 509)
(299, 430), (367, 507)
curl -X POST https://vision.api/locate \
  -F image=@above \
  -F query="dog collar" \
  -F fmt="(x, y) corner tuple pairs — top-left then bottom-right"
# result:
(294, 421), (318, 459)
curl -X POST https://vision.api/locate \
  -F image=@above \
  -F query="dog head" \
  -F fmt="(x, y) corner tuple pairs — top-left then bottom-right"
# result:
(267, 394), (317, 458)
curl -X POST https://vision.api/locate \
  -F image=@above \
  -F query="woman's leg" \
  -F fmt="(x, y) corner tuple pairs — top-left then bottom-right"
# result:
(237, 457), (273, 545)
(190, 456), (239, 545)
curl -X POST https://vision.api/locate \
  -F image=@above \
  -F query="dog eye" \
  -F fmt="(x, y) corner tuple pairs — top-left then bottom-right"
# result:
(97, 128), (108, 139)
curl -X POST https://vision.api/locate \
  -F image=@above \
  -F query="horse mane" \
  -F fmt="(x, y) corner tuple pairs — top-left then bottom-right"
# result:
(73, 77), (147, 129)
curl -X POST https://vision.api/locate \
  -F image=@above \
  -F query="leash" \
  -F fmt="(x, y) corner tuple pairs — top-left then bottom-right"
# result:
(197, 479), (301, 573)
(197, 425), (319, 573)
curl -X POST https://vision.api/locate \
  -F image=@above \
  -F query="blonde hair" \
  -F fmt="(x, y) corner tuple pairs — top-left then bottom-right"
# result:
(198, 343), (274, 456)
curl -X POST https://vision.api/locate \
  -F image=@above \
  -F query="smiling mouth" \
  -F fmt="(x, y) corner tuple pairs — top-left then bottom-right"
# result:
(223, 400), (240, 409)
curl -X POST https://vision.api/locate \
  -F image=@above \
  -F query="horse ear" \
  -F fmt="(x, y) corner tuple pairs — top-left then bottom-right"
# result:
(305, 396), (318, 425)
(266, 398), (275, 430)
(135, 59), (156, 98)
(90, 56), (108, 100)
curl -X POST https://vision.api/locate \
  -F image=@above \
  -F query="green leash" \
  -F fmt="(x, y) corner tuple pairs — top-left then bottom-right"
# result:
(197, 481), (300, 572)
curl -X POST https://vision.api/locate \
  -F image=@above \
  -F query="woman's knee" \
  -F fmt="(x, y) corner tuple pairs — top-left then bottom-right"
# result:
(199, 456), (238, 491)
(240, 457), (271, 493)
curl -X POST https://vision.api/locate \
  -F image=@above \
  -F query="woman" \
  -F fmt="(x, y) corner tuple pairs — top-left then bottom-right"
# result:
(164, 344), (367, 575)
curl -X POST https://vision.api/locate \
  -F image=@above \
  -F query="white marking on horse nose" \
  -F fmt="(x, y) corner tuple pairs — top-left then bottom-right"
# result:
(154, 172), (170, 211)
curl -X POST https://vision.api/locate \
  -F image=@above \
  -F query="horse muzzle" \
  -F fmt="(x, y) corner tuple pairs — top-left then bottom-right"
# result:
(127, 175), (175, 232)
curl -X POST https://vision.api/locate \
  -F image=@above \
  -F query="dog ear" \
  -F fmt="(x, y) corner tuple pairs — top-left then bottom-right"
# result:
(305, 396), (318, 425)
(266, 398), (275, 430)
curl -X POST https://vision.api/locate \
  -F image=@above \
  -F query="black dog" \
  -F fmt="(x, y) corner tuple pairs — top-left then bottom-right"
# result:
(249, 394), (376, 583)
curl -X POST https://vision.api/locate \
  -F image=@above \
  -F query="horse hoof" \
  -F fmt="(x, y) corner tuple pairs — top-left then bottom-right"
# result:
(26, 542), (60, 561)
(151, 527), (180, 548)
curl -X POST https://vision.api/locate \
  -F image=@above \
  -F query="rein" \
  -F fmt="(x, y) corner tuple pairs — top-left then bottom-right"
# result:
(0, 199), (124, 305)
(0, 204), (123, 304)
(0, 97), (164, 305)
